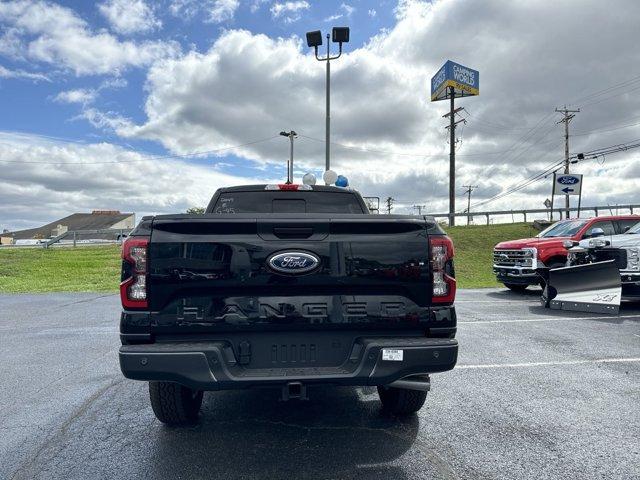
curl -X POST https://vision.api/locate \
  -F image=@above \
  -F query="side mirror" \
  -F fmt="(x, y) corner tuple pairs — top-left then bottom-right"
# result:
(589, 228), (605, 238)
(563, 240), (578, 248)
(623, 226), (631, 233)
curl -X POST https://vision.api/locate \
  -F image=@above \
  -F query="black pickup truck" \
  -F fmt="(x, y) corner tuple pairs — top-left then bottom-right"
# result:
(119, 184), (458, 425)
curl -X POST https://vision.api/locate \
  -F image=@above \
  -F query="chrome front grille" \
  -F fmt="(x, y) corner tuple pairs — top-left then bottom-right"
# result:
(493, 249), (531, 266)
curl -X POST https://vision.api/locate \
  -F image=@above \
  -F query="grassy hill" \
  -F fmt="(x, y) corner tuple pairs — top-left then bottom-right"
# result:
(0, 245), (121, 293)
(0, 223), (539, 293)
(446, 222), (539, 288)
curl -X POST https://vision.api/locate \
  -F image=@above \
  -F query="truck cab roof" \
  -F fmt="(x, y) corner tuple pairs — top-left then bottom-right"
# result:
(214, 184), (358, 193)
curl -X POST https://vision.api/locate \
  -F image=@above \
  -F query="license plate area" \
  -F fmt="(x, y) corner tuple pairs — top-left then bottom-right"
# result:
(235, 331), (354, 368)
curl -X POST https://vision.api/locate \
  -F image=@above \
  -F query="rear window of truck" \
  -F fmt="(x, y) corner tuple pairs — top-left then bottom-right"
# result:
(211, 191), (366, 214)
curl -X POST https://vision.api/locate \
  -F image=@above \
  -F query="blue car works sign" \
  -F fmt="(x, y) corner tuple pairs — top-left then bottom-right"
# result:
(553, 173), (583, 196)
(431, 60), (479, 101)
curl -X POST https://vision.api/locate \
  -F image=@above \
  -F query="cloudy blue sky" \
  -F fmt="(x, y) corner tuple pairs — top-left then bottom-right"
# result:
(1, 0), (639, 231)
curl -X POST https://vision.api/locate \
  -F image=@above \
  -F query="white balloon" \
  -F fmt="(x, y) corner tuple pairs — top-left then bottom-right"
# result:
(302, 173), (317, 185)
(323, 170), (338, 184)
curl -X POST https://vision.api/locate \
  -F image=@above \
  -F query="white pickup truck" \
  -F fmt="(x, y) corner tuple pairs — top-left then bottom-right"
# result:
(567, 221), (640, 299)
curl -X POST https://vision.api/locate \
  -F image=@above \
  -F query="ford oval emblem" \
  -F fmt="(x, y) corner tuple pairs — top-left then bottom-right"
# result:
(267, 251), (320, 275)
(557, 175), (579, 185)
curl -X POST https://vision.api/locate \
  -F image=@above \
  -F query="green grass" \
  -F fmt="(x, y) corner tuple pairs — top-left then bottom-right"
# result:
(446, 222), (539, 288)
(0, 245), (121, 293)
(0, 223), (540, 292)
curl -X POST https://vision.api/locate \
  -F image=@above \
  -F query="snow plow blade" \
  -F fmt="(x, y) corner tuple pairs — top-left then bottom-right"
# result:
(538, 261), (621, 314)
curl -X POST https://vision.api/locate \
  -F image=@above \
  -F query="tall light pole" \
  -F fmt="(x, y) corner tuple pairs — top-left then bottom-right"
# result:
(280, 130), (297, 184)
(306, 27), (350, 183)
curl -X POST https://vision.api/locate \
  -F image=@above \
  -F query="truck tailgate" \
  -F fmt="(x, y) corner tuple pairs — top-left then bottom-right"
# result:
(145, 214), (444, 334)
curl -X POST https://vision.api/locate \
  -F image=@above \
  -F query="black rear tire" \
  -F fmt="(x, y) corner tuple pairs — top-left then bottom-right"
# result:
(504, 283), (528, 292)
(377, 386), (427, 415)
(149, 381), (203, 426)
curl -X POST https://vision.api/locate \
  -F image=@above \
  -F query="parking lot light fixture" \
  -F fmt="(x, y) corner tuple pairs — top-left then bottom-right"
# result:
(306, 27), (350, 183)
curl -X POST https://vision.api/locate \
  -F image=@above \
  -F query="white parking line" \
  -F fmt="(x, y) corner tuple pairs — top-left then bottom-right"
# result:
(456, 300), (539, 303)
(456, 357), (640, 370)
(459, 314), (640, 325)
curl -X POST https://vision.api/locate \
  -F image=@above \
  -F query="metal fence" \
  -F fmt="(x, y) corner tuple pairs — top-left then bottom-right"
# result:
(427, 204), (640, 225)
(42, 229), (131, 248)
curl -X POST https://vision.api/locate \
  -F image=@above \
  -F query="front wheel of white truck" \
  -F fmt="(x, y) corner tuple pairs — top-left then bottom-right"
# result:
(149, 381), (203, 426)
(377, 386), (427, 415)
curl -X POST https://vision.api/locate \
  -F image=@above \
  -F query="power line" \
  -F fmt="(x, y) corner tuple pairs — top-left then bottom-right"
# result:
(469, 136), (640, 210)
(568, 74), (640, 107)
(468, 158), (565, 210)
(579, 83), (640, 109)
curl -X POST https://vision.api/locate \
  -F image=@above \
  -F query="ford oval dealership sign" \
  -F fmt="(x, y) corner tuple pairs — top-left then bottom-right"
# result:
(431, 60), (479, 101)
(553, 173), (583, 196)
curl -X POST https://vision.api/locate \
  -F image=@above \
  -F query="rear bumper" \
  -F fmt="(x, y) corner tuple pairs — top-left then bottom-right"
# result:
(119, 337), (458, 391)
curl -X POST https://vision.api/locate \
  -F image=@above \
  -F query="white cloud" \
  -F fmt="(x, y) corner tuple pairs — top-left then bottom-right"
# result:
(108, 0), (640, 214)
(270, 1), (309, 23)
(0, 64), (49, 81)
(99, 77), (127, 89)
(324, 14), (342, 22)
(53, 88), (97, 105)
(80, 108), (132, 132)
(0, 0), (179, 76)
(325, 3), (355, 23)
(250, 0), (269, 13)
(209, 0), (239, 23)
(368, 8), (376, 17)
(52, 78), (126, 106)
(0, 132), (270, 232)
(98, 0), (161, 35)
(3, 0), (640, 220)
(169, 0), (239, 23)
(340, 3), (355, 17)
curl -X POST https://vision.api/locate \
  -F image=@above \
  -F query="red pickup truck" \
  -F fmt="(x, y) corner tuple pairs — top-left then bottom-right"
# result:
(493, 215), (639, 291)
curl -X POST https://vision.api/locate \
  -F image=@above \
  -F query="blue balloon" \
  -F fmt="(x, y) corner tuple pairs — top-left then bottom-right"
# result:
(335, 175), (349, 187)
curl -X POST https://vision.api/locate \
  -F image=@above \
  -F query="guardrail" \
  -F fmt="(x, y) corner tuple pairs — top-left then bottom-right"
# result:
(427, 204), (640, 225)
(43, 229), (131, 248)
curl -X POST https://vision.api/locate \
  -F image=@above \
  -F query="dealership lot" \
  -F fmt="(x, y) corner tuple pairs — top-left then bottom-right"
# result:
(1, 290), (638, 480)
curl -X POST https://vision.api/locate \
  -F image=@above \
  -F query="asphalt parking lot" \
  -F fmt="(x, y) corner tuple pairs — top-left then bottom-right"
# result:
(1, 289), (639, 480)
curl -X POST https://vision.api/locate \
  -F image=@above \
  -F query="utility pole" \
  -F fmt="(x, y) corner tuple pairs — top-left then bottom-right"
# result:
(443, 98), (466, 226)
(556, 106), (579, 218)
(412, 204), (426, 215)
(279, 130), (297, 184)
(385, 197), (394, 214)
(462, 185), (478, 225)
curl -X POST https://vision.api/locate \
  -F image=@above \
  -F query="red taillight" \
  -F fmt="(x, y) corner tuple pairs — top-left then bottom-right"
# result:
(264, 184), (312, 191)
(278, 183), (299, 190)
(120, 237), (149, 309)
(431, 236), (456, 304)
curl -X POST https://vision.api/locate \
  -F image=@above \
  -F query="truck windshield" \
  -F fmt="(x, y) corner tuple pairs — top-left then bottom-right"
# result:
(210, 191), (366, 214)
(537, 219), (588, 238)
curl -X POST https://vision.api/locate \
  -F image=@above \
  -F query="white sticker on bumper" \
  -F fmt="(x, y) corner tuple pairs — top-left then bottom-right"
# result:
(382, 349), (404, 361)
